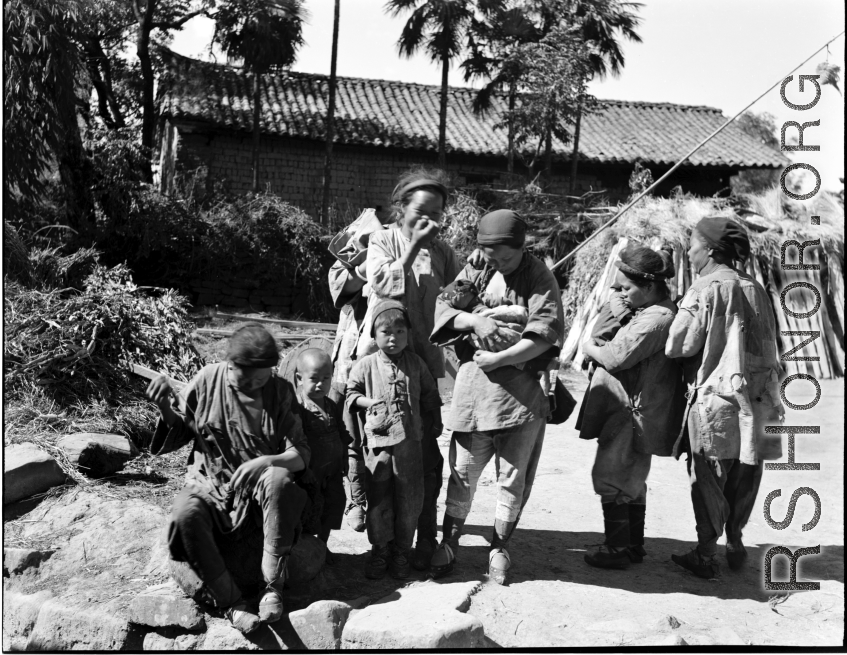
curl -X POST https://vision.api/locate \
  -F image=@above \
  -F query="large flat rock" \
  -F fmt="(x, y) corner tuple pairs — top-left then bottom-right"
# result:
(129, 581), (205, 630)
(341, 582), (485, 649)
(289, 600), (352, 649)
(3, 443), (66, 504)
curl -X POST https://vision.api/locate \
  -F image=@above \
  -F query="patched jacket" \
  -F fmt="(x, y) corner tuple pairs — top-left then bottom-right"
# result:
(665, 266), (784, 464)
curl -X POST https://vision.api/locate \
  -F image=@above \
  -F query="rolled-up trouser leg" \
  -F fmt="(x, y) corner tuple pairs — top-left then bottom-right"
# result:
(444, 430), (496, 520)
(253, 467), (308, 582)
(346, 446), (368, 508)
(168, 489), (240, 607)
(688, 453), (732, 557)
(724, 460), (763, 544)
(417, 439), (444, 547)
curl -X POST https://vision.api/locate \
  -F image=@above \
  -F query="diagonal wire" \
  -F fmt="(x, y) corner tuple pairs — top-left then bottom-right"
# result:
(551, 29), (846, 272)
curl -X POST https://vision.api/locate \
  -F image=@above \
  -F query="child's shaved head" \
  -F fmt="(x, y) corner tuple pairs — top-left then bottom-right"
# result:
(296, 348), (332, 374)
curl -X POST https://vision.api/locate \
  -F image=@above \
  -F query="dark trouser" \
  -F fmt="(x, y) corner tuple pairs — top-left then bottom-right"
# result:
(329, 387), (368, 510)
(364, 438), (424, 550)
(418, 437), (444, 547)
(309, 438), (347, 535)
(168, 467), (306, 606)
(688, 453), (764, 557)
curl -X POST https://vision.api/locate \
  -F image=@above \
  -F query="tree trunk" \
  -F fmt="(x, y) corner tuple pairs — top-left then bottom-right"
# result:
(252, 71), (261, 193)
(507, 82), (516, 175)
(438, 55), (449, 169)
(544, 105), (556, 183)
(569, 96), (583, 194)
(320, 0), (340, 226)
(136, 0), (155, 182)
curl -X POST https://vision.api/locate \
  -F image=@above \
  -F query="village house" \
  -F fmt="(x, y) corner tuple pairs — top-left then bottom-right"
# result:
(156, 50), (787, 218)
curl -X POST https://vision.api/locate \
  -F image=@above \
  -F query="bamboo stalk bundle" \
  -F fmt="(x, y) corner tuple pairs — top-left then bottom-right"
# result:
(558, 187), (844, 378)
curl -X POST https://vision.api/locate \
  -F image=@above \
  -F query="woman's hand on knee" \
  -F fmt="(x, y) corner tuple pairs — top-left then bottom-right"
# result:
(231, 456), (273, 493)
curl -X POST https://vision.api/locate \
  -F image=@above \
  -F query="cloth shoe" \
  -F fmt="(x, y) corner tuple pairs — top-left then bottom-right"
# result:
(412, 538), (437, 572)
(429, 515), (464, 579)
(671, 548), (721, 579)
(726, 540), (748, 571)
(585, 502), (631, 570)
(488, 547), (511, 585)
(365, 544), (390, 580)
(226, 601), (262, 634)
(259, 553), (288, 623)
(346, 503), (367, 532)
(389, 545), (411, 579)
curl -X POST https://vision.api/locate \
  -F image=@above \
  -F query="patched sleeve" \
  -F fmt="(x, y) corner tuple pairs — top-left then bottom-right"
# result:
(666, 287), (708, 359)
(345, 359), (368, 414)
(523, 268), (564, 347)
(149, 375), (201, 455)
(430, 265), (476, 347)
(367, 232), (405, 299)
(593, 311), (673, 374)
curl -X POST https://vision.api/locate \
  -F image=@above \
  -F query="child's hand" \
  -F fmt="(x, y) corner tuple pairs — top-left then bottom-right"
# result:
(609, 292), (632, 321)
(468, 249), (485, 269)
(231, 456), (273, 493)
(146, 374), (174, 411)
(355, 396), (380, 410)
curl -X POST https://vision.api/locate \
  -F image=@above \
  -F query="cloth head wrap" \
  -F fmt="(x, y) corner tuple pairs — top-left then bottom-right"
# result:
(370, 299), (411, 337)
(226, 324), (279, 368)
(392, 178), (448, 205)
(476, 209), (527, 247)
(615, 242), (675, 281)
(694, 216), (750, 262)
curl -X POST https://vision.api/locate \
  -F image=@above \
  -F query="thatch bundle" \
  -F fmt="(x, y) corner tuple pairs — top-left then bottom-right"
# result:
(560, 188), (844, 378)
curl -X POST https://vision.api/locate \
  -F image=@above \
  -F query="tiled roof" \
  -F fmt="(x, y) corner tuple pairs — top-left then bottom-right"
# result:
(158, 50), (787, 169)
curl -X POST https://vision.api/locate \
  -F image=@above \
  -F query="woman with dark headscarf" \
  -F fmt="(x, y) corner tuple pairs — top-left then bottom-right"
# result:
(579, 243), (685, 569)
(665, 216), (783, 579)
(428, 209), (565, 584)
(357, 167), (462, 571)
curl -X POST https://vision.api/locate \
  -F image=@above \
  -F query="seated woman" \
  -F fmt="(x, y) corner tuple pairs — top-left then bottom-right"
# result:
(146, 324), (309, 634)
(579, 243), (685, 570)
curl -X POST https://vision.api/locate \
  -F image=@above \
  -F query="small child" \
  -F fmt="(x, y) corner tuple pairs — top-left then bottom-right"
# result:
(294, 349), (352, 565)
(345, 299), (443, 580)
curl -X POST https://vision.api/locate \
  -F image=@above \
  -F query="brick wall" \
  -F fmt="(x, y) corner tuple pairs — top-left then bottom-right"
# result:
(167, 121), (603, 218)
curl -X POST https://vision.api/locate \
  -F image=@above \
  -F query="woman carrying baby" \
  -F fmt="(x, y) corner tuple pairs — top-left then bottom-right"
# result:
(428, 209), (565, 584)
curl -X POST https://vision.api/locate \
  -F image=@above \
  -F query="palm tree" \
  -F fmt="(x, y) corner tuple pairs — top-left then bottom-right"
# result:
(213, 0), (306, 193)
(320, 0), (341, 226)
(386, 0), (494, 169)
(566, 0), (642, 192)
(462, 4), (538, 175)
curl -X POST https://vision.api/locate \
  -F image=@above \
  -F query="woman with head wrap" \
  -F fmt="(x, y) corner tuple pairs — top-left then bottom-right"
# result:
(578, 243), (685, 569)
(354, 167), (462, 571)
(428, 209), (565, 584)
(146, 324), (310, 634)
(665, 216), (783, 579)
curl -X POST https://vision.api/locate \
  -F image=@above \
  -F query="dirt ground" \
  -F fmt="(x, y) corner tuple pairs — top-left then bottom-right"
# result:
(321, 373), (845, 648)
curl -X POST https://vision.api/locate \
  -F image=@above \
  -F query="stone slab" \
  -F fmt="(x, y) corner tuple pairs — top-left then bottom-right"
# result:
(26, 598), (132, 651)
(2, 589), (54, 642)
(57, 432), (139, 478)
(341, 582), (484, 649)
(129, 582), (205, 630)
(3, 443), (66, 504)
(289, 600), (352, 650)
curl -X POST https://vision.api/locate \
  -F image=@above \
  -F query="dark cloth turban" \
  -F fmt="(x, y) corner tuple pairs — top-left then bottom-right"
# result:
(694, 216), (751, 263)
(476, 209), (527, 247)
(616, 242), (675, 280)
(226, 324), (280, 368)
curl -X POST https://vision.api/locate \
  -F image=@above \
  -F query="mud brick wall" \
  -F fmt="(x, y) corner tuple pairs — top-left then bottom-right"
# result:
(166, 122), (602, 218)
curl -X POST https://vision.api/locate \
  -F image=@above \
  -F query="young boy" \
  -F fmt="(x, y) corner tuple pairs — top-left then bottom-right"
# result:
(146, 324), (309, 634)
(294, 348), (352, 564)
(345, 299), (443, 580)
